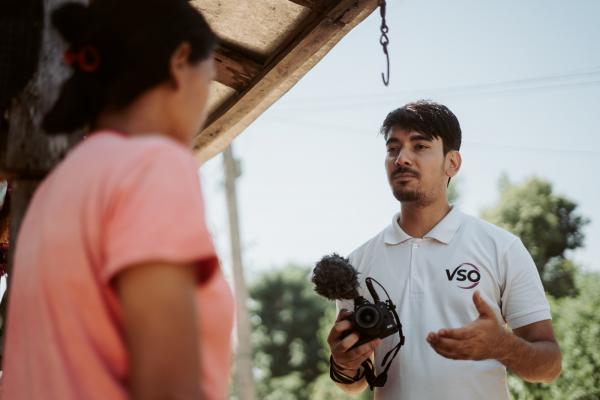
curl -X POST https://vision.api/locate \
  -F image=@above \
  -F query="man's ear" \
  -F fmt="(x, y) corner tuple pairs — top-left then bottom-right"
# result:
(168, 42), (192, 89)
(445, 150), (462, 178)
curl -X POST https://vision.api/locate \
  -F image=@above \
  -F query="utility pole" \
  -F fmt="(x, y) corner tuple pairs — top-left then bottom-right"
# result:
(222, 144), (255, 400)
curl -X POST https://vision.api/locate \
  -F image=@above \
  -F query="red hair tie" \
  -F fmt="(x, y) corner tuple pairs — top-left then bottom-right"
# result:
(63, 45), (101, 73)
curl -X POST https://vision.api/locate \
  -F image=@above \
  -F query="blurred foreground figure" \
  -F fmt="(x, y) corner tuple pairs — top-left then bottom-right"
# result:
(2, 1), (234, 399)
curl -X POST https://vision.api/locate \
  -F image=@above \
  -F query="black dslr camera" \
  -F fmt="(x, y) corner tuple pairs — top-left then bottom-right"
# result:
(312, 254), (402, 348)
(349, 287), (399, 347)
(312, 254), (405, 388)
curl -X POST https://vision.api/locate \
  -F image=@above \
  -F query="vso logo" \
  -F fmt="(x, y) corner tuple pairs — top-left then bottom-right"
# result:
(445, 263), (481, 289)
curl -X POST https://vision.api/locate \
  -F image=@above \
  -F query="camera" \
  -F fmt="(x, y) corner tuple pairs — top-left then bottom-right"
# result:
(312, 253), (405, 388)
(347, 294), (399, 347)
(312, 254), (401, 347)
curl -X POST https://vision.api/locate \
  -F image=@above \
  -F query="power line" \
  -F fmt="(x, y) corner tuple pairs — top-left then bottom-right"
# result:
(282, 67), (600, 103)
(276, 68), (600, 111)
(461, 141), (600, 157)
(264, 117), (600, 158)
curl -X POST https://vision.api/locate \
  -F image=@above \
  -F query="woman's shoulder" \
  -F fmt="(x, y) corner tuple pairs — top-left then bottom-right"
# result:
(46, 130), (198, 195)
(75, 130), (195, 168)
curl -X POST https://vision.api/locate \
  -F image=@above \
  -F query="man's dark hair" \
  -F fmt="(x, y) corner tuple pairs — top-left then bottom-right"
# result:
(43, 0), (217, 134)
(380, 100), (462, 154)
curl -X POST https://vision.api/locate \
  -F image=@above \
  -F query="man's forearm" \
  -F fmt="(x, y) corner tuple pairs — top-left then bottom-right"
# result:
(335, 378), (368, 394)
(495, 332), (561, 383)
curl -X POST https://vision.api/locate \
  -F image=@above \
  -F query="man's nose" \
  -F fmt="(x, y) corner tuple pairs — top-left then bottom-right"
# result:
(394, 148), (412, 166)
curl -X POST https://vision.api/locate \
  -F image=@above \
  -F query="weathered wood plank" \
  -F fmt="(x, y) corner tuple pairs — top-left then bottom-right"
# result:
(286, 0), (325, 9)
(214, 45), (264, 92)
(193, 0), (379, 163)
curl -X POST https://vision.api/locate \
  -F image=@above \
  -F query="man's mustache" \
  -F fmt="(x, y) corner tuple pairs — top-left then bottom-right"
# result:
(391, 167), (420, 178)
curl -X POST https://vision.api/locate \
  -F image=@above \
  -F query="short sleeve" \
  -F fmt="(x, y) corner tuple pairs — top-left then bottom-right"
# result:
(102, 145), (218, 283)
(500, 239), (551, 329)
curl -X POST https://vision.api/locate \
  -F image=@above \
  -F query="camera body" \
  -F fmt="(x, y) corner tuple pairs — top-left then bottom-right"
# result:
(345, 295), (399, 348)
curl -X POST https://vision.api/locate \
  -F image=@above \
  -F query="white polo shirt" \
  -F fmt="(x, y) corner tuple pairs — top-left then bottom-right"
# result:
(336, 207), (551, 400)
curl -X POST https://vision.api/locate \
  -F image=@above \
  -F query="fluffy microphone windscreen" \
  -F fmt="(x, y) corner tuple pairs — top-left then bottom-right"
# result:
(312, 253), (360, 300)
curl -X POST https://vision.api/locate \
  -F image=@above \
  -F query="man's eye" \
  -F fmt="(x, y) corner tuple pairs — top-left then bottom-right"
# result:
(415, 144), (429, 150)
(387, 148), (399, 155)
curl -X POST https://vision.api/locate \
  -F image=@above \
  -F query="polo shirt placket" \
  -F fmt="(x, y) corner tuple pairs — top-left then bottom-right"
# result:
(409, 239), (424, 301)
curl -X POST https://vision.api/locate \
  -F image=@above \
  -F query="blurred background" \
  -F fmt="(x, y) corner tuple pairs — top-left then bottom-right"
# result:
(200, 0), (600, 399)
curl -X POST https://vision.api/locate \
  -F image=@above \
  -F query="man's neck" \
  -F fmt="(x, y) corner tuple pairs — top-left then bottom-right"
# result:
(399, 199), (451, 239)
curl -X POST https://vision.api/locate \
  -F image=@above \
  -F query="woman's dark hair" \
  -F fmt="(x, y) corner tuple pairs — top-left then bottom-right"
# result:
(380, 100), (462, 154)
(43, 0), (217, 134)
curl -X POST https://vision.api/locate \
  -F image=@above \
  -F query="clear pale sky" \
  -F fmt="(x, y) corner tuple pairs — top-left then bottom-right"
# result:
(200, 0), (600, 280)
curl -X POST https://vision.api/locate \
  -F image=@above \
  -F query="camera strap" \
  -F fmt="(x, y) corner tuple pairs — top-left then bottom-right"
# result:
(362, 278), (406, 390)
(362, 335), (402, 388)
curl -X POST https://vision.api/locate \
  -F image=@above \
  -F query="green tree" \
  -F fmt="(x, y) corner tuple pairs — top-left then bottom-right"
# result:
(249, 265), (329, 399)
(482, 176), (588, 297)
(509, 272), (600, 399)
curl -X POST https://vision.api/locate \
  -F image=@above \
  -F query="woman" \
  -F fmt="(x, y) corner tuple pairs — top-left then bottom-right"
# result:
(2, 1), (234, 399)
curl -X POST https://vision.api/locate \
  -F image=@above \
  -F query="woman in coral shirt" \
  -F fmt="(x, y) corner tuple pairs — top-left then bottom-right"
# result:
(2, 1), (234, 399)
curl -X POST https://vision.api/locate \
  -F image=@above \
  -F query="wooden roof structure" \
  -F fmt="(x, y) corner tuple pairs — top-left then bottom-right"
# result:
(191, 0), (379, 163)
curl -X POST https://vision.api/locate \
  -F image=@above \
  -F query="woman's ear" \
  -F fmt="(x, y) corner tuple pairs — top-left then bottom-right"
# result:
(169, 42), (192, 89)
(445, 150), (462, 178)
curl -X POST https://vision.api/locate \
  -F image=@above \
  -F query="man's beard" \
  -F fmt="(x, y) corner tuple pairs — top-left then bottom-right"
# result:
(392, 186), (425, 203)
(389, 166), (426, 203)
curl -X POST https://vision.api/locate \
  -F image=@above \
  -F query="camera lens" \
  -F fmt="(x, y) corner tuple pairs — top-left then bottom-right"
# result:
(355, 305), (380, 329)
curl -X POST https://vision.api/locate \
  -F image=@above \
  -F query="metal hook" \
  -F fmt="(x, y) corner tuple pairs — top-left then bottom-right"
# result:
(381, 49), (390, 86)
(379, 0), (390, 86)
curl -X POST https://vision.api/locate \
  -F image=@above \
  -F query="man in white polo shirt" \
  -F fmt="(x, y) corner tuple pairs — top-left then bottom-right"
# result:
(327, 101), (562, 399)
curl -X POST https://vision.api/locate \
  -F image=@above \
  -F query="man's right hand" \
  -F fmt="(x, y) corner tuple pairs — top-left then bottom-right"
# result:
(327, 309), (382, 377)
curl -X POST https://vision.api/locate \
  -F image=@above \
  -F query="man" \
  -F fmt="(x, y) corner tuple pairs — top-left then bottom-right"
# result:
(327, 101), (561, 399)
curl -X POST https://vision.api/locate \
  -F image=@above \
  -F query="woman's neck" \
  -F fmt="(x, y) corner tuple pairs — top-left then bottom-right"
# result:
(94, 90), (180, 143)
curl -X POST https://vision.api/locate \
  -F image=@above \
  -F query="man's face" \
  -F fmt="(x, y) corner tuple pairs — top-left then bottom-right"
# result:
(385, 127), (458, 205)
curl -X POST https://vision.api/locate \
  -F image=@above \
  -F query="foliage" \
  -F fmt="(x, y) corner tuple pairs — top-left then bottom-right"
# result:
(248, 268), (600, 400)
(258, 373), (307, 400)
(509, 272), (600, 399)
(249, 265), (330, 400)
(247, 175), (596, 400)
(482, 176), (588, 297)
(447, 176), (460, 204)
(249, 265), (375, 399)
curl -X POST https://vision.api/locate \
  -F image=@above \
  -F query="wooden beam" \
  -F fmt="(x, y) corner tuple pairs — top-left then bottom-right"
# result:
(214, 45), (263, 92)
(193, 0), (379, 163)
(286, 0), (326, 10)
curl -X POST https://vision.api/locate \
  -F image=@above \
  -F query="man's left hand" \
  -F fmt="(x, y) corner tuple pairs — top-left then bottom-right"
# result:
(426, 290), (508, 361)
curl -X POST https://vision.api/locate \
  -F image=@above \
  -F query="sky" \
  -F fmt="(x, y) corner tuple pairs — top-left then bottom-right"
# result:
(199, 0), (600, 282)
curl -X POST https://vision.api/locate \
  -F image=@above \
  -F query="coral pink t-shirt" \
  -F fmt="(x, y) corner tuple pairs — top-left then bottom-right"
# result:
(2, 131), (234, 400)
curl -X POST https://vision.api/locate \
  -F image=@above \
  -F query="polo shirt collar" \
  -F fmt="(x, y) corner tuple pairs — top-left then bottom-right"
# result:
(384, 206), (463, 245)
(383, 212), (412, 245)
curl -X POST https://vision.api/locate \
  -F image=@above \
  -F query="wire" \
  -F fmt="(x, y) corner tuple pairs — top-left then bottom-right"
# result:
(276, 68), (600, 111)
(263, 117), (600, 158)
